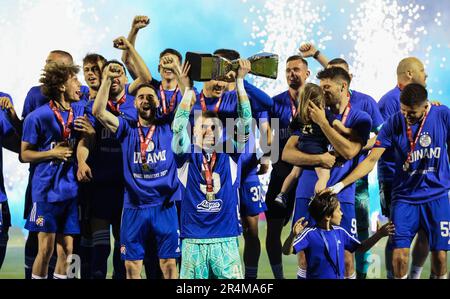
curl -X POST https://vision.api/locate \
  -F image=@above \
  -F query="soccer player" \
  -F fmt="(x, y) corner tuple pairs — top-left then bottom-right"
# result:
(21, 62), (90, 279)
(83, 37), (151, 279)
(0, 93), (21, 270)
(22, 50), (89, 279)
(283, 193), (394, 279)
(92, 63), (181, 280)
(264, 55), (310, 279)
(282, 67), (372, 279)
(172, 59), (252, 279)
(213, 48), (271, 279)
(300, 43), (384, 279)
(377, 57), (430, 279)
(327, 83), (450, 279)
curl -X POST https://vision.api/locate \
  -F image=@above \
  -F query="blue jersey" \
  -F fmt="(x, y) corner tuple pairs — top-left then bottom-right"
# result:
(295, 108), (372, 204)
(240, 111), (269, 182)
(176, 144), (242, 239)
(114, 117), (181, 209)
(0, 93), (15, 203)
(374, 105), (450, 204)
(350, 90), (383, 133)
(377, 86), (401, 182)
(84, 87), (137, 183)
(293, 225), (360, 279)
(22, 102), (85, 203)
(22, 85), (89, 119)
(270, 91), (297, 161)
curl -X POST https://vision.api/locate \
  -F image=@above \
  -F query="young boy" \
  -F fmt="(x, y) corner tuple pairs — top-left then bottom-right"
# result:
(283, 192), (394, 279)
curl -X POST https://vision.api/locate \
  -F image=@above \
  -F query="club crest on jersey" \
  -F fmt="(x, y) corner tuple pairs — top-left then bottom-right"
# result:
(36, 216), (45, 227)
(197, 199), (223, 213)
(419, 134), (431, 148)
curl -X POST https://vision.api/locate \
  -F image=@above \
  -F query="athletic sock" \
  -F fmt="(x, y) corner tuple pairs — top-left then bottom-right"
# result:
(430, 273), (448, 279)
(408, 265), (423, 279)
(297, 267), (307, 279)
(245, 266), (258, 279)
(53, 273), (67, 279)
(345, 272), (356, 279)
(270, 263), (284, 279)
(395, 274), (408, 279)
(92, 230), (111, 279)
(32, 274), (48, 279)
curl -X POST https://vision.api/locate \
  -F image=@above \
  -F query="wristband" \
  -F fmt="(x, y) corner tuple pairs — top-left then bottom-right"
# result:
(313, 50), (321, 59)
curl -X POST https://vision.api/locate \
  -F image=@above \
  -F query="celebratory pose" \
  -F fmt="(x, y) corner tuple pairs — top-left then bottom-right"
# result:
(326, 83), (450, 279)
(172, 59), (252, 279)
(22, 63), (90, 279)
(282, 193), (394, 279)
(93, 62), (181, 279)
(283, 67), (372, 279)
(83, 36), (152, 279)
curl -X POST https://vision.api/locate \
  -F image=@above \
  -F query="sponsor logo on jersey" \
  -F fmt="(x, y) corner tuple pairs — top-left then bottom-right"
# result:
(410, 147), (441, 163)
(196, 199), (223, 213)
(133, 150), (167, 164)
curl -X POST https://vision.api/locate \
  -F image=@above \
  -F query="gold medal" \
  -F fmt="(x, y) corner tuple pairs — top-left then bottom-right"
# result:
(403, 162), (409, 172)
(206, 192), (216, 202)
(142, 163), (150, 172)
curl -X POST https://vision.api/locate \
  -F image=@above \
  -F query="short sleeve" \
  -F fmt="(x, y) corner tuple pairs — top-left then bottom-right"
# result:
(349, 111), (372, 145)
(338, 228), (360, 253)
(292, 231), (310, 254)
(22, 113), (40, 145)
(114, 116), (132, 142)
(374, 117), (394, 149)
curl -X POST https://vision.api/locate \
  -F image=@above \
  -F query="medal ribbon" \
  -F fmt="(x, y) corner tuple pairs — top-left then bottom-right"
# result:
(137, 122), (156, 164)
(49, 100), (74, 140)
(159, 84), (179, 115)
(107, 94), (126, 116)
(340, 100), (351, 126)
(202, 151), (217, 193)
(200, 91), (222, 113)
(404, 104), (431, 166)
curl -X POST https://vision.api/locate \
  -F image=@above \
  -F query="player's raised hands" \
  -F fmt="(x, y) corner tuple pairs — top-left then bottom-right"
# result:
(113, 36), (132, 50)
(179, 61), (192, 89)
(292, 217), (309, 236)
(103, 63), (123, 80)
(132, 15), (150, 31)
(237, 59), (251, 79)
(0, 96), (13, 111)
(299, 43), (318, 58)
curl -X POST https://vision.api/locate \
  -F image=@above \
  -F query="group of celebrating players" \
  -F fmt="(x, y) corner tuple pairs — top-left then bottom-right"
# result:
(0, 15), (449, 280)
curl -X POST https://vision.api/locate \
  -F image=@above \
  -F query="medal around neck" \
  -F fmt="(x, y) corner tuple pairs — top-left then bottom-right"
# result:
(186, 52), (279, 82)
(206, 192), (216, 202)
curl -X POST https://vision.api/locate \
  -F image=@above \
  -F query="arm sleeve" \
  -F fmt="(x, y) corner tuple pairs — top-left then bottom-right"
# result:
(171, 106), (191, 155)
(374, 117), (394, 149)
(22, 114), (39, 145)
(292, 232), (309, 254)
(349, 112), (372, 146)
(113, 116), (131, 142)
(244, 80), (273, 112)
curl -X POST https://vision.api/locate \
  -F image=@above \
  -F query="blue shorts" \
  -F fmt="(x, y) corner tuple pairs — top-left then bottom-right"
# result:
(293, 197), (357, 238)
(120, 203), (180, 261)
(89, 181), (124, 221)
(391, 196), (450, 251)
(25, 199), (80, 234)
(239, 180), (267, 217)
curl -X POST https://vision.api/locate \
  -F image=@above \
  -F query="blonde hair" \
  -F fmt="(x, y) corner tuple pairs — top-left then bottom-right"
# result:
(296, 83), (325, 124)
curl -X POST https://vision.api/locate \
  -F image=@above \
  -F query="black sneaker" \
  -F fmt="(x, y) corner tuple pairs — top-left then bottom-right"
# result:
(274, 193), (287, 208)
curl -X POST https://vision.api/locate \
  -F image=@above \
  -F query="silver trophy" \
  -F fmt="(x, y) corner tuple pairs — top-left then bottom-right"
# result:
(186, 52), (279, 82)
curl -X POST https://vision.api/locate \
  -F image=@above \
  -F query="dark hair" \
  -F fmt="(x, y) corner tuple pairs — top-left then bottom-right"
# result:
(50, 50), (74, 63)
(400, 83), (428, 106)
(214, 49), (241, 61)
(308, 192), (340, 222)
(286, 55), (308, 67)
(102, 60), (127, 76)
(328, 58), (349, 70)
(40, 63), (80, 100)
(83, 53), (107, 67)
(296, 83), (325, 124)
(133, 82), (157, 96)
(159, 48), (183, 63)
(316, 66), (351, 85)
